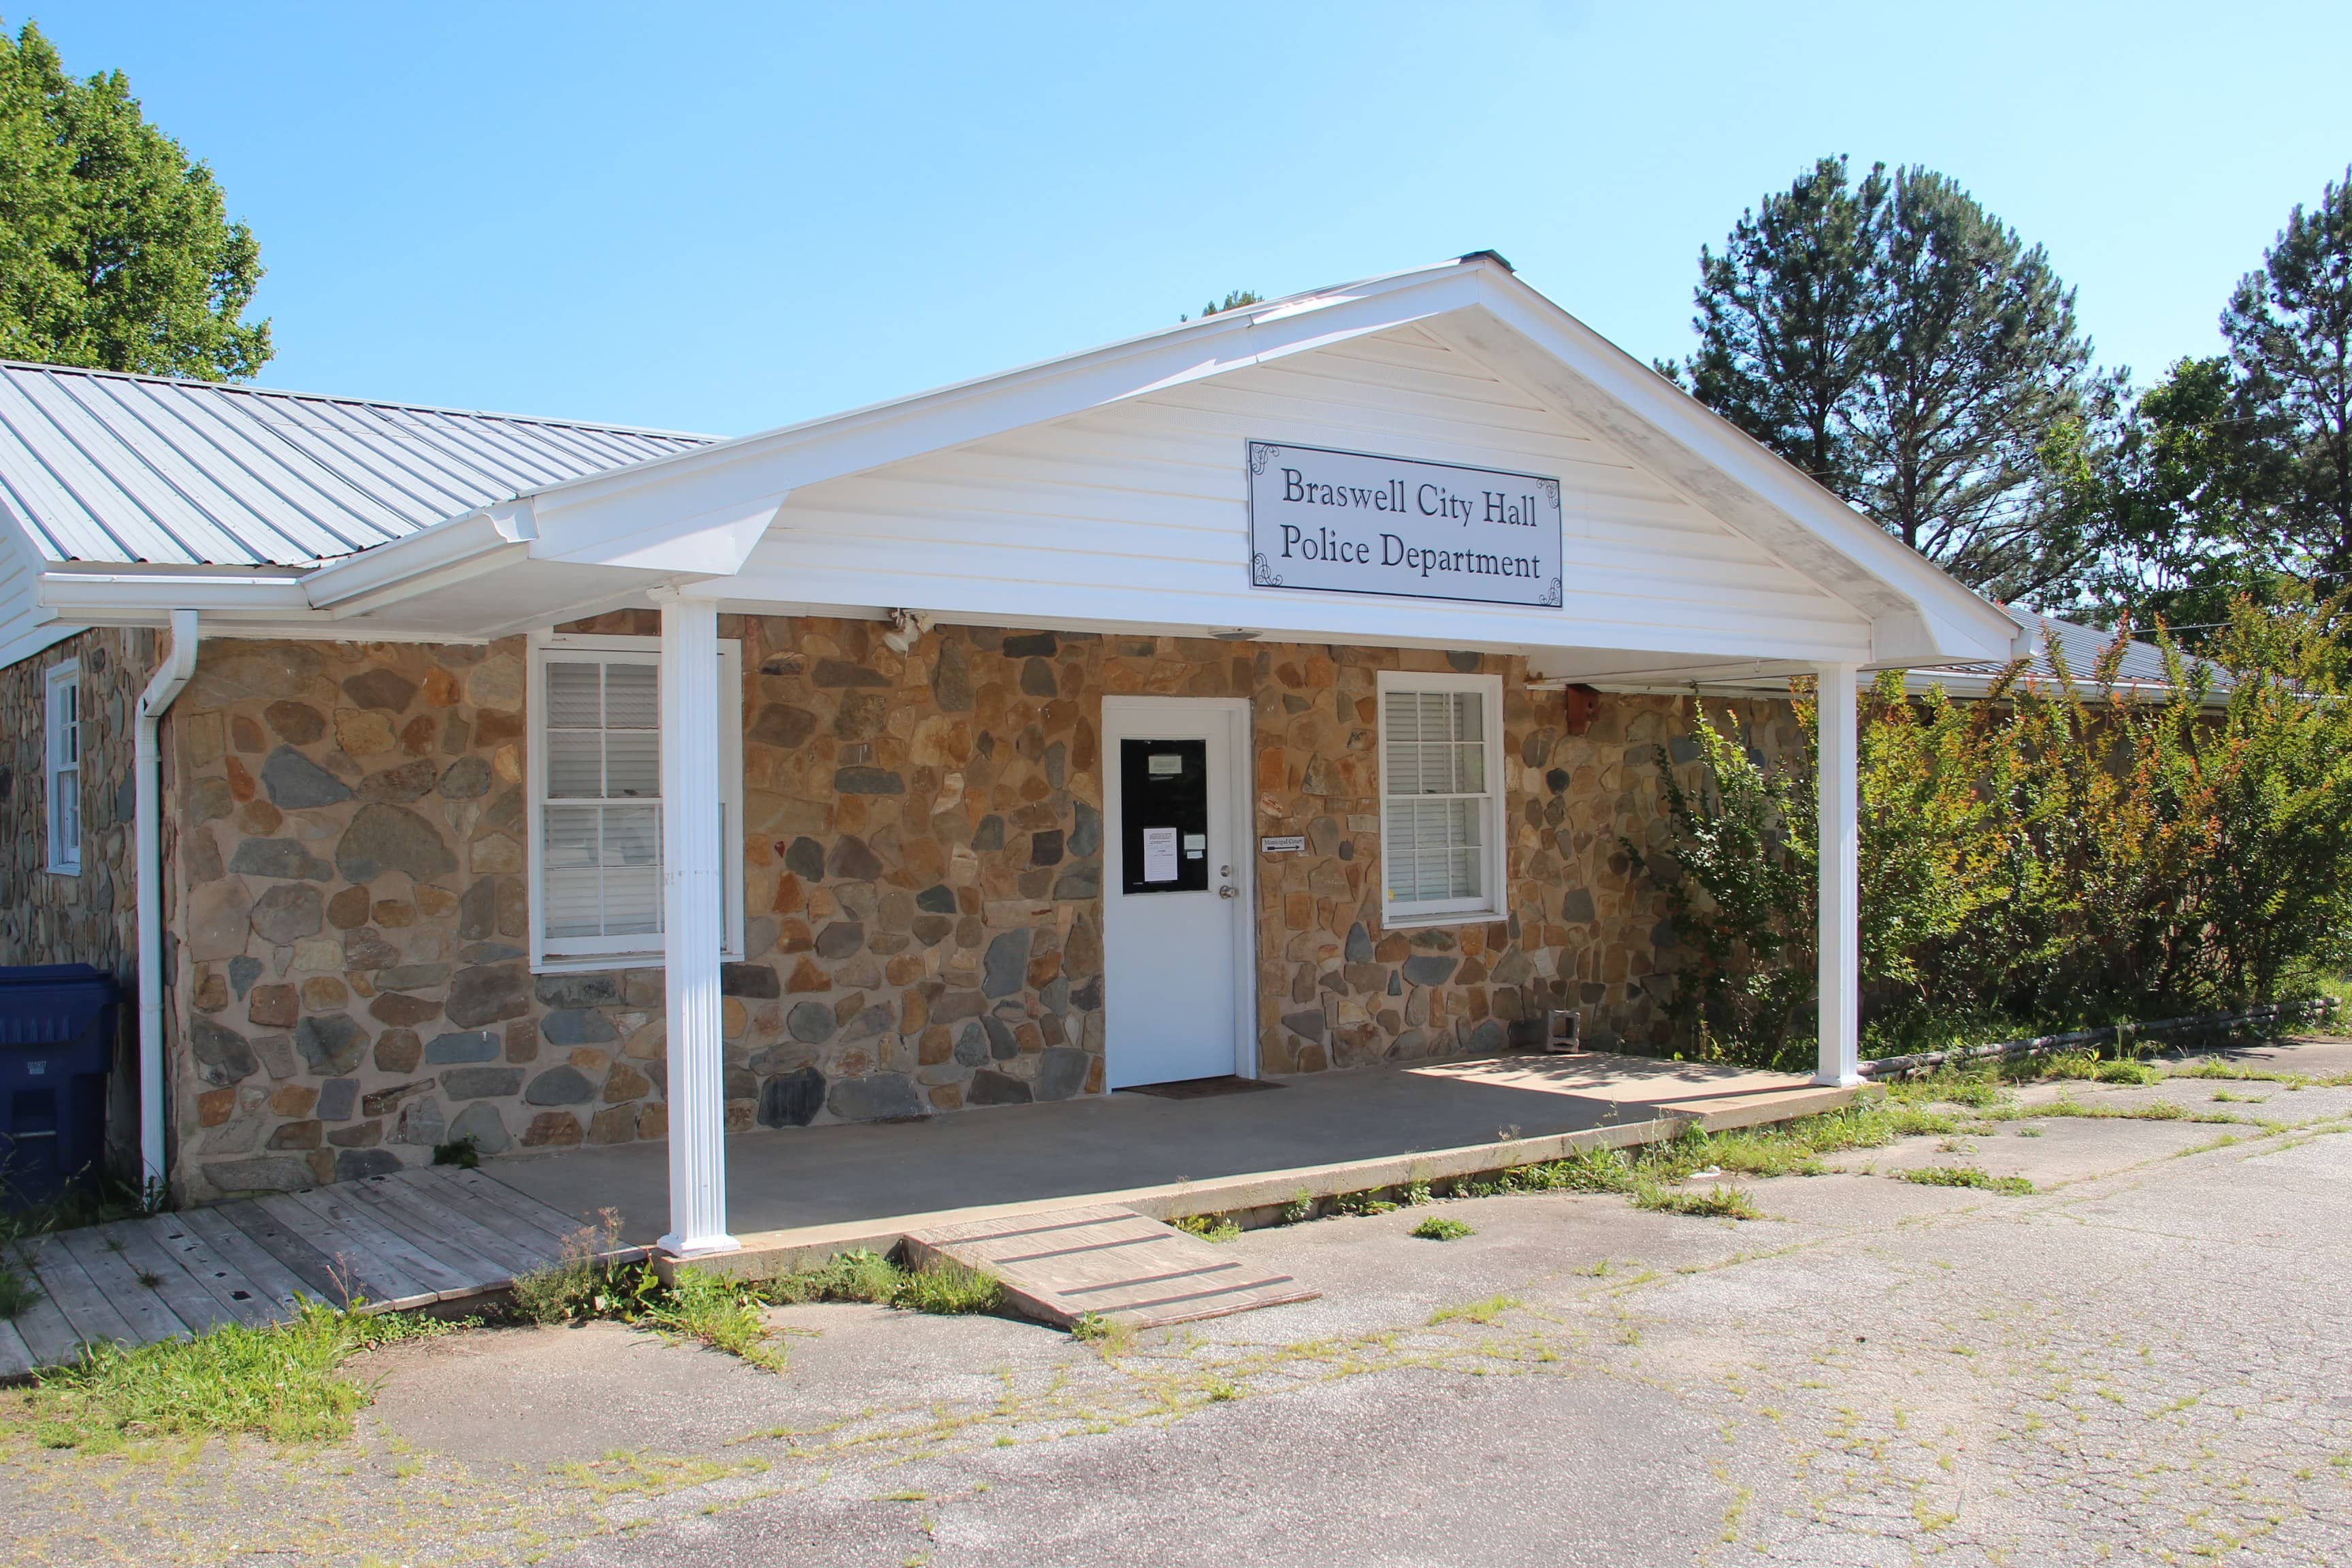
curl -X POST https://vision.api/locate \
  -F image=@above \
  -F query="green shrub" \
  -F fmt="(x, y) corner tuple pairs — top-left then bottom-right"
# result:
(1631, 596), (2352, 1065)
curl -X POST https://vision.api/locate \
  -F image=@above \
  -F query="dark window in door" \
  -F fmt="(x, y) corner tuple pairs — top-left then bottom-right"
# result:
(1119, 738), (1209, 894)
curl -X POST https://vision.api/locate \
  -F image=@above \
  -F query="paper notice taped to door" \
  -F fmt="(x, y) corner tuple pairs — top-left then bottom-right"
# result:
(1142, 826), (1179, 882)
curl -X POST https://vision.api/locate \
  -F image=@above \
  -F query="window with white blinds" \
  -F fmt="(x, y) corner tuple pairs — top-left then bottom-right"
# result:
(528, 635), (743, 968)
(46, 660), (80, 875)
(1377, 670), (1504, 923)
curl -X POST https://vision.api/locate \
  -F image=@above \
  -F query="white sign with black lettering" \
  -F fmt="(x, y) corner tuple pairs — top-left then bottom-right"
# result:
(1247, 441), (1563, 608)
(1141, 827), (1179, 883)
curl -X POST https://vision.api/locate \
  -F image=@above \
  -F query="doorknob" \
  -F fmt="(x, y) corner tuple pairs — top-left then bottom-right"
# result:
(1218, 884), (1239, 899)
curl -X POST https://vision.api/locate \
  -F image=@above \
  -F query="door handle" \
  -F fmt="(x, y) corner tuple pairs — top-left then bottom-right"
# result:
(1218, 884), (1239, 899)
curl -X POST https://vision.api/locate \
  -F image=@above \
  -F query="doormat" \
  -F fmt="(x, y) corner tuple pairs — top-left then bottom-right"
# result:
(1119, 1075), (1284, 1101)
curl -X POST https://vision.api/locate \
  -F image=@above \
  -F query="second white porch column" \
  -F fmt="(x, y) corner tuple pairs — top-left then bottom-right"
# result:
(655, 587), (738, 1256)
(1815, 664), (1862, 1088)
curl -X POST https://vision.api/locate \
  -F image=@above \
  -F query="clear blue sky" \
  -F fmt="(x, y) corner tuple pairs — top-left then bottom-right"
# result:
(31, 1), (2352, 436)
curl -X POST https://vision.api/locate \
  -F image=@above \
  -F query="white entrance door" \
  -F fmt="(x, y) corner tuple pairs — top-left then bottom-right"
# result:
(1101, 696), (1254, 1089)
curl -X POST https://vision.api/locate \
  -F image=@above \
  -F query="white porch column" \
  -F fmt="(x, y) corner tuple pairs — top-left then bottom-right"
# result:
(1815, 664), (1862, 1087)
(655, 587), (738, 1256)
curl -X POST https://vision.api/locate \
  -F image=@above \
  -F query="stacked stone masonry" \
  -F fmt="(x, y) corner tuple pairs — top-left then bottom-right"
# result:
(23, 613), (1802, 1203)
(0, 627), (158, 1172)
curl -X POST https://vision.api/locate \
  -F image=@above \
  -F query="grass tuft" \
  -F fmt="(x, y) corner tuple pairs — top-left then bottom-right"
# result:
(1327, 1189), (1399, 1217)
(24, 1300), (453, 1450)
(1635, 1183), (1765, 1220)
(1430, 1294), (1519, 1326)
(892, 1259), (1006, 1316)
(764, 1249), (1004, 1316)
(1899, 1164), (2036, 1196)
(430, 1134), (481, 1169)
(1173, 1213), (1243, 1243)
(639, 1267), (787, 1371)
(0, 1259), (37, 1320)
(1410, 1215), (1474, 1241)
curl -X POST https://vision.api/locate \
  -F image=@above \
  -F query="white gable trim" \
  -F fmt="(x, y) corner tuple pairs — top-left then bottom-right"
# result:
(9, 256), (2028, 675)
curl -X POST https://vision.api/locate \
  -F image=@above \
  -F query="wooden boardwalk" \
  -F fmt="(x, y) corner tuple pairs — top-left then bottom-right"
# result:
(0, 1167), (624, 1379)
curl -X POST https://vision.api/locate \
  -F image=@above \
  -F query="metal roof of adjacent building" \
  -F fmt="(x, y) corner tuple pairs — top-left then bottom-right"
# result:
(1944, 609), (2236, 696)
(0, 359), (715, 568)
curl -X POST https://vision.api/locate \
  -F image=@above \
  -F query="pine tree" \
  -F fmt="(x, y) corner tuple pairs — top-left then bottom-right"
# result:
(1680, 159), (2100, 605)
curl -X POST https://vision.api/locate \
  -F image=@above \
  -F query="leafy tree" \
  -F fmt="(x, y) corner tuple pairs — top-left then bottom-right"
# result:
(2089, 356), (2281, 630)
(2221, 167), (2352, 590)
(1678, 158), (2103, 606)
(0, 20), (269, 379)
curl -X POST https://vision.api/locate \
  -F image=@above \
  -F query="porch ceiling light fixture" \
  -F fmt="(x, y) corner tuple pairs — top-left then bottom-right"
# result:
(1209, 627), (1260, 641)
(881, 608), (935, 654)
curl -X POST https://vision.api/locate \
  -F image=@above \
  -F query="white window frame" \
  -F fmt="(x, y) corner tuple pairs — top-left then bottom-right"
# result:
(45, 659), (80, 876)
(1375, 668), (1507, 928)
(526, 632), (744, 973)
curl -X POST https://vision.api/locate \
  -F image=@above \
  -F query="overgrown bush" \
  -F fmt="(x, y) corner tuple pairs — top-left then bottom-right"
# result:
(1633, 595), (2352, 1064)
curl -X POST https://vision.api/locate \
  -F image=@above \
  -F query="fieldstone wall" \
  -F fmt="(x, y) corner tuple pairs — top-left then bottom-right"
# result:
(165, 634), (615, 1203)
(161, 612), (1797, 1201)
(0, 626), (159, 1175)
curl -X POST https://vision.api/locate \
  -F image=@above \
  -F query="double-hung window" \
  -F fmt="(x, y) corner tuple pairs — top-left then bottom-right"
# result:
(45, 660), (80, 875)
(1377, 669), (1505, 926)
(527, 634), (743, 970)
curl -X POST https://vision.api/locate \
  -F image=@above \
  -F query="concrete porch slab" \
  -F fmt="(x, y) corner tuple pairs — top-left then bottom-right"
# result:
(493, 1052), (1857, 1271)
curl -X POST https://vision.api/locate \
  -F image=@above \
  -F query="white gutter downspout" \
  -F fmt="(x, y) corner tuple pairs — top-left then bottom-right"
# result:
(135, 610), (199, 1196)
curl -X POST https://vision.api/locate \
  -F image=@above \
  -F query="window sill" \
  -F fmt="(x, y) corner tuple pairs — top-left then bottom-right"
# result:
(1377, 907), (1505, 932)
(530, 951), (744, 976)
(46, 864), (80, 878)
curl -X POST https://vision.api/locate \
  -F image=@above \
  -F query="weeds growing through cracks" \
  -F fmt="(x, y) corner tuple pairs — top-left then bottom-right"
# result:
(1411, 1216), (1474, 1241)
(508, 1215), (1005, 1371)
(1899, 1165), (2036, 1196)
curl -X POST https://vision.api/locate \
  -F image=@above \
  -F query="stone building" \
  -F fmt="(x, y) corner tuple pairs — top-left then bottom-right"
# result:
(0, 255), (2023, 1247)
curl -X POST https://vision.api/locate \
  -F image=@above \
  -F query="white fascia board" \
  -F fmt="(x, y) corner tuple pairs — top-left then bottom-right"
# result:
(715, 565), (1875, 667)
(41, 569), (316, 625)
(303, 512), (529, 616)
(1448, 280), (2028, 668)
(511, 265), (1485, 571)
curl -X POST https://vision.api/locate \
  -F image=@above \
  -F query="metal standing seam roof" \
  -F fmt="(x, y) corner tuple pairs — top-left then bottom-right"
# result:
(0, 359), (717, 568)
(1932, 610), (2236, 695)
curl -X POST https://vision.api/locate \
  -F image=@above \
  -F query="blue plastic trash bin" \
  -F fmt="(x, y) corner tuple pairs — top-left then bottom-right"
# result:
(0, 964), (120, 1209)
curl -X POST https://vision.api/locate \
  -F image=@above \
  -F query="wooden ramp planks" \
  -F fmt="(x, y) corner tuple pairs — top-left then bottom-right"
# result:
(1, 1167), (623, 1377)
(903, 1204), (1319, 1330)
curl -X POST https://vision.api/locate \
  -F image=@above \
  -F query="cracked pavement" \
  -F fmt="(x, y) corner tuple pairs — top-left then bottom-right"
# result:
(4, 1039), (2350, 1567)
